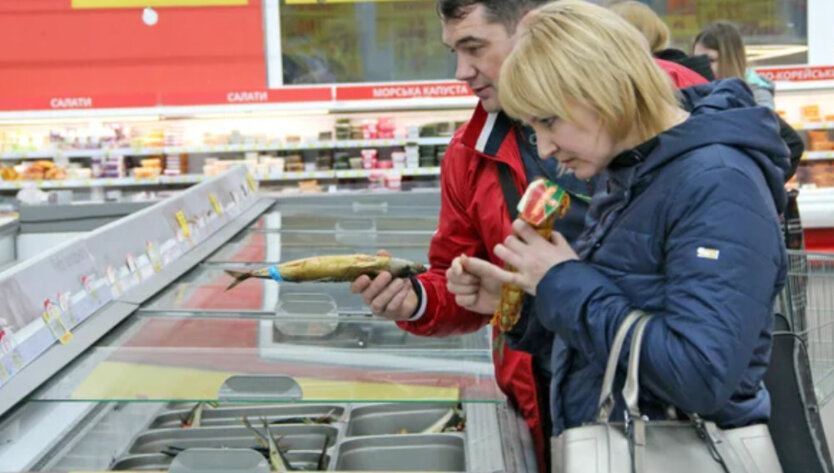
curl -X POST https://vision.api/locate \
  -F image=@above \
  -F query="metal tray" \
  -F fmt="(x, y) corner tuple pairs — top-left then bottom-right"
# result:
(334, 434), (466, 472)
(149, 404), (344, 429)
(111, 450), (328, 471)
(346, 403), (458, 436)
(127, 424), (337, 455)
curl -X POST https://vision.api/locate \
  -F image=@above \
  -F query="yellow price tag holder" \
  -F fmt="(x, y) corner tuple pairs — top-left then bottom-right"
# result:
(175, 211), (191, 237)
(209, 193), (222, 216)
(246, 173), (257, 192)
(43, 302), (73, 345)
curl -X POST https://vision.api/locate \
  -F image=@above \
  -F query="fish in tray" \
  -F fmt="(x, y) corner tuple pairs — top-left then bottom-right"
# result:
(224, 254), (427, 291)
(243, 416), (294, 472)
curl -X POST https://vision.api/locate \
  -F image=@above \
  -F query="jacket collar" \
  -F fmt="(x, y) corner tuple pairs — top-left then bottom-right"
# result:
(460, 103), (526, 178)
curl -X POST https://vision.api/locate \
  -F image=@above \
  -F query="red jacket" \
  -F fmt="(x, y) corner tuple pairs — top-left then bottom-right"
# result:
(654, 57), (710, 88)
(398, 105), (550, 469)
(397, 62), (707, 472)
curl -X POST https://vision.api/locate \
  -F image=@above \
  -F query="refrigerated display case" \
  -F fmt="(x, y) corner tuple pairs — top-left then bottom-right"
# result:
(0, 167), (536, 473)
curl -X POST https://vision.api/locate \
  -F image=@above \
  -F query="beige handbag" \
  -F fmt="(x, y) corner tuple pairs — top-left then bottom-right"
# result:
(551, 311), (783, 473)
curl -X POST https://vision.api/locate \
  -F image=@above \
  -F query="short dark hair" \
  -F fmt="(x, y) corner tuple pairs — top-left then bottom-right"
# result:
(437, 0), (551, 31)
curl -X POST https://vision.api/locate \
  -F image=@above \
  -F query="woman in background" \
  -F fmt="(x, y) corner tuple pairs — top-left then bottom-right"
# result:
(609, 0), (714, 80)
(693, 21), (775, 108)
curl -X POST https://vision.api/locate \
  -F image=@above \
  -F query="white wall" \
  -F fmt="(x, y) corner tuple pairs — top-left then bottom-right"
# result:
(808, 0), (834, 66)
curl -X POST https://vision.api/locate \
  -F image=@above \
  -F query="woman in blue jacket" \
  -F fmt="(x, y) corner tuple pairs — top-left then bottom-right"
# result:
(447, 0), (789, 435)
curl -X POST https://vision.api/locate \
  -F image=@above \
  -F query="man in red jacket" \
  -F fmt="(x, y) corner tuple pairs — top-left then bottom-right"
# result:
(350, 1), (707, 471)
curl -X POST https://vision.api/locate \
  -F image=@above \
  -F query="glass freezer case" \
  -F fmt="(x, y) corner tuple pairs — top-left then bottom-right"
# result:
(0, 179), (537, 473)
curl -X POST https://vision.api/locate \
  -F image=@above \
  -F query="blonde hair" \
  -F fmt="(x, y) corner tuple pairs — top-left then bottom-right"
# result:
(694, 21), (747, 80)
(499, 0), (680, 144)
(608, 1), (670, 53)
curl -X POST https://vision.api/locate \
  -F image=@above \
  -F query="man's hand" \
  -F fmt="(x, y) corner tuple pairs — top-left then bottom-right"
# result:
(446, 254), (503, 315)
(350, 250), (418, 321)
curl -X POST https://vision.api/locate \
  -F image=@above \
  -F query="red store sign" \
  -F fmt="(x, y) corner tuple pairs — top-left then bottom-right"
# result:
(162, 87), (333, 106)
(0, 94), (158, 111)
(336, 82), (473, 101)
(756, 66), (834, 82)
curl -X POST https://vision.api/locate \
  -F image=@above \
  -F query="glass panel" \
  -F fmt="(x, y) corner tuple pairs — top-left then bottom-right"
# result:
(205, 230), (432, 265)
(104, 315), (489, 353)
(31, 343), (499, 403)
(141, 266), (369, 314)
(278, 0), (455, 85)
(638, 0), (808, 66)
(250, 207), (439, 232)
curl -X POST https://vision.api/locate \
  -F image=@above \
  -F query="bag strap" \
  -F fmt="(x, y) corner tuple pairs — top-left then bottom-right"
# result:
(623, 314), (653, 418)
(623, 315), (653, 473)
(496, 161), (520, 221)
(596, 310), (646, 422)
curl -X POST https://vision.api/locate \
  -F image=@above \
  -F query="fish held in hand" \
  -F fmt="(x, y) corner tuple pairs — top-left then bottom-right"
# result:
(224, 254), (427, 291)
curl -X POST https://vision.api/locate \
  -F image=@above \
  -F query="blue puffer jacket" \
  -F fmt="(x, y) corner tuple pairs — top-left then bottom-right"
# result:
(538, 79), (789, 435)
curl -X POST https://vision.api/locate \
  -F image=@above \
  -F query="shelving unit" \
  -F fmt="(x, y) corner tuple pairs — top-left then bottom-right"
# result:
(0, 167), (442, 191)
(0, 137), (454, 161)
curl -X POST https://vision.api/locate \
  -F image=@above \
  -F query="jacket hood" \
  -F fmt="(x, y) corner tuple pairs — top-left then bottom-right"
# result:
(616, 78), (789, 212)
(655, 48), (715, 81)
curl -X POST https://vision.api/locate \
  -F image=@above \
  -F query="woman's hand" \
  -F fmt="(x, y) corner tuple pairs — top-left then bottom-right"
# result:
(446, 254), (503, 314)
(492, 219), (578, 296)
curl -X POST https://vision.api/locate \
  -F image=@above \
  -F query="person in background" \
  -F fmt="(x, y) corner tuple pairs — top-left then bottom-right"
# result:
(693, 20), (804, 179)
(693, 21), (774, 108)
(451, 0), (788, 445)
(608, 0), (714, 80)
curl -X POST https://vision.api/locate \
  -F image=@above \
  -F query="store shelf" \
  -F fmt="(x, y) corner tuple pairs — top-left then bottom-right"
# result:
(0, 137), (453, 161)
(0, 175), (205, 190)
(256, 167), (441, 181)
(792, 122), (834, 131)
(0, 167), (442, 190)
(804, 151), (834, 161)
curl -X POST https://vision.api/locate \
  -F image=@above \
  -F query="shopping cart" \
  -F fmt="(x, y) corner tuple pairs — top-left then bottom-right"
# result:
(778, 250), (834, 404)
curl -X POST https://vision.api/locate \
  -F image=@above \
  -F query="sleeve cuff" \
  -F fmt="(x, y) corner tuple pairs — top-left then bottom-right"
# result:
(407, 279), (428, 321)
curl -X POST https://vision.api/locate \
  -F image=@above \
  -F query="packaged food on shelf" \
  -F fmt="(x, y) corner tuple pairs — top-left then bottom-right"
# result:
(362, 119), (379, 140)
(285, 155), (304, 172)
(361, 149), (378, 170)
(801, 105), (822, 122)
(808, 131), (833, 151)
(378, 117), (396, 139)
(92, 155), (125, 178)
(298, 179), (322, 193)
(348, 157), (363, 170)
(386, 172), (402, 190)
(22, 161), (66, 181)
(0, 165), (19, 181)
(315, 152), (333, 170)
(391, 151), (407, 169)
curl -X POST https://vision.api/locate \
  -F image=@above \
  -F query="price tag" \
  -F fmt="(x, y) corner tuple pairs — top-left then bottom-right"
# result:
(175, 210), (191, 237)
(136, 254), (155, 280)
(126, 253), (138, 274)
(0, 329), (22, 370)
(147, 241), (163, 272)
(82, 275), (99, 304)
(209, 193), (223, 216)
(246, 173), (257, 192)
(58, 291), (80, 326)
(42, 300), (73, 344)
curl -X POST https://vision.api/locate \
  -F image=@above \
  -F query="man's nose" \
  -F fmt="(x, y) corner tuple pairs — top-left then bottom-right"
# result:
(455, 56), (477, 82)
